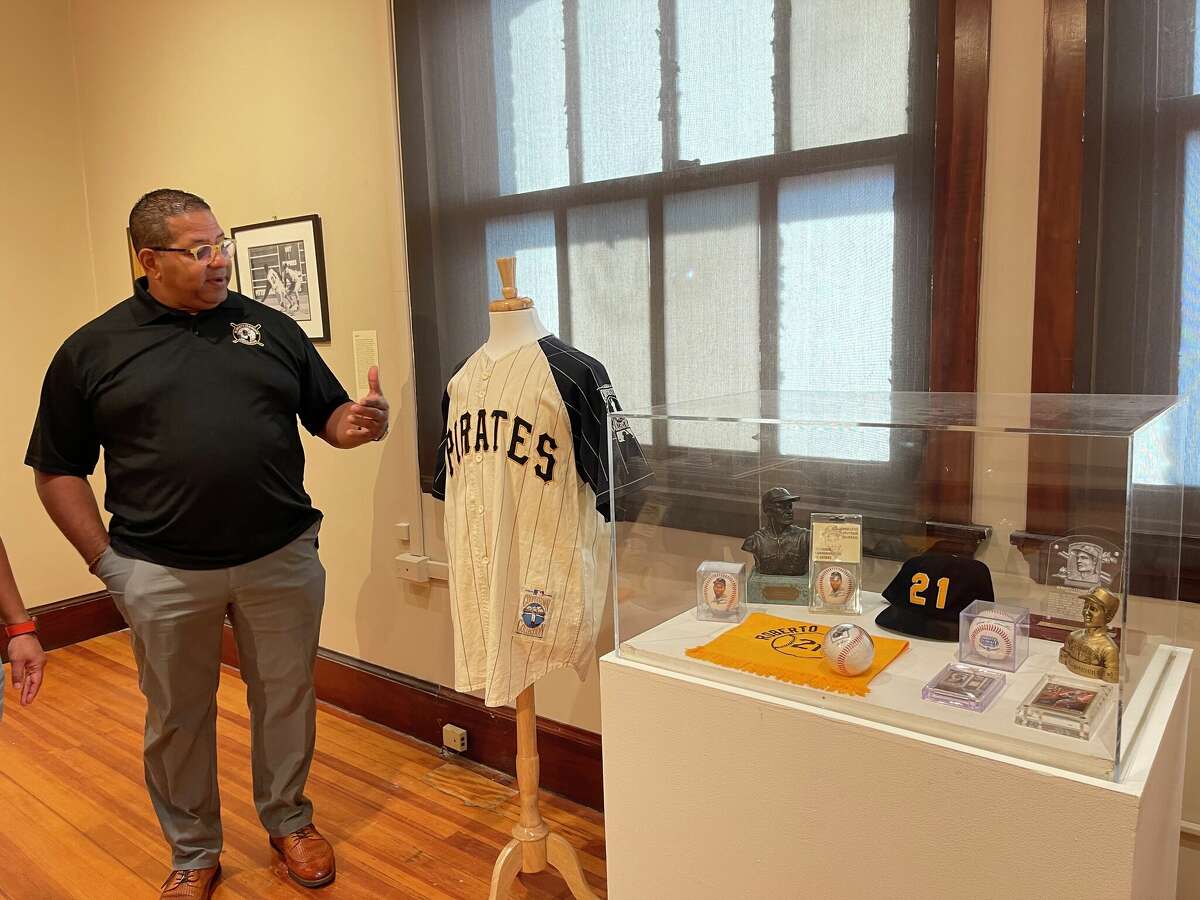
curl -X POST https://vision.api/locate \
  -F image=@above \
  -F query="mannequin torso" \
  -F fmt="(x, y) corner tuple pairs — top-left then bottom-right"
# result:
(483, 307), (552, 360)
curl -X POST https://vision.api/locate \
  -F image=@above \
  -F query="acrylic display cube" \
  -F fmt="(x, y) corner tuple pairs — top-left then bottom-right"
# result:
(695, 561), (747, 623)
(958, 599), (1030, 672)
(610, 390), (1187, 780)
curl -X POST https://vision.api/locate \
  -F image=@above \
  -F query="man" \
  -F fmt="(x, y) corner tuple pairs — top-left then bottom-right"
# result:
(26, 189), (389, 898)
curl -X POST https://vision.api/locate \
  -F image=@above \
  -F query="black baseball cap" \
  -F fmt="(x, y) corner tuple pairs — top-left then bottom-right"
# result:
(876, 552), (995, 641)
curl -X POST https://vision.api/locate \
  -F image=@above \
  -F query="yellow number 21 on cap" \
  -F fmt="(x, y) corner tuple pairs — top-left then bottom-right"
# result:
(909, 573), (950, 609)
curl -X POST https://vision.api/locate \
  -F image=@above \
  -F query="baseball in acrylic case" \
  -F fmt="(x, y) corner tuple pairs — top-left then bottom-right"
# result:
(958, 599), (1029, 672)
(808, 512), (862, 616)
(695, 561), (748, 623)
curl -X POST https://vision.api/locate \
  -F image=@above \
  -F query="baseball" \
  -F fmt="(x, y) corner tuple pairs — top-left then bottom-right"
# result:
(823, 623), (875, 676)
(968, 619), (1014, 661)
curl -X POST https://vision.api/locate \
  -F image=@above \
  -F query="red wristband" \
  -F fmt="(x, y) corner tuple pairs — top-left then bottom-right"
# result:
(4, 621), (38, 640)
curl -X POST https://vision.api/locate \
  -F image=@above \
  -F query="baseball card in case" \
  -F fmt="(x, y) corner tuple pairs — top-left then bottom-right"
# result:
(808, 513), (862, 615)
(959, 599), (1029, 672)
(1015, 674), (1115, 740)
(921, 662), (1006, 713)
(696, 561), (747, 623)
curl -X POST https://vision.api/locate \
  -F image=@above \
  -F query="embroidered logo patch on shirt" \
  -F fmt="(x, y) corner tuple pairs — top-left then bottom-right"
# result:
(515, 589), (554, 639)
(231, 322), (265, 347)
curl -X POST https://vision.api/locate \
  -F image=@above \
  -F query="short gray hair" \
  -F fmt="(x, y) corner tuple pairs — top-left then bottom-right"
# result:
(128, 189), (211, 251)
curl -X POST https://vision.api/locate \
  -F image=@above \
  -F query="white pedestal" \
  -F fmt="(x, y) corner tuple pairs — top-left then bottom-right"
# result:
(600, 645), (1191, 900)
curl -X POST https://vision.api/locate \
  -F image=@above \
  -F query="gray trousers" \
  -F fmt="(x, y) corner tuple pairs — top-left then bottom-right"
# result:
(95, 522), (325, 870)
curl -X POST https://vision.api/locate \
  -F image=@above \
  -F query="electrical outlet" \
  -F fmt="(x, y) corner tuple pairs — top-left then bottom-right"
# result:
(394, 553), (430, 582)
(442, 723), (468, 753)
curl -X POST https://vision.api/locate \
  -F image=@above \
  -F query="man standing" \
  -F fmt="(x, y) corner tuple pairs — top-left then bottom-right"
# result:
(26, 190), (388, 898)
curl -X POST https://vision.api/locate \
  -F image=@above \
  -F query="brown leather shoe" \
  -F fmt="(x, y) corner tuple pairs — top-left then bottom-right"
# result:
(159, 864), (220, 899)
(269, 824), (335, 888)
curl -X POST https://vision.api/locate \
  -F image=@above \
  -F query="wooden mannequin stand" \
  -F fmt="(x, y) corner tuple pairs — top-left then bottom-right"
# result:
(488, 686), (598, 899)
(484, 258), (598, 899)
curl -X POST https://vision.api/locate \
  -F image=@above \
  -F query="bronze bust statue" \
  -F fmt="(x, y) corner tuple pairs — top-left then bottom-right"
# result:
(1059, 586), (1120, 683)
(742, 487), (809, 576)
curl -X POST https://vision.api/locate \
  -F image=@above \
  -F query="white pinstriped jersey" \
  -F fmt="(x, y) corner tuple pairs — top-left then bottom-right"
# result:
(431, 336), (648, 707)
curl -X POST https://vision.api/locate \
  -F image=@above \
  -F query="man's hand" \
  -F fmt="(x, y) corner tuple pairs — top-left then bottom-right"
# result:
(9, 634), (45, 706)
(326, 366), (390, 448)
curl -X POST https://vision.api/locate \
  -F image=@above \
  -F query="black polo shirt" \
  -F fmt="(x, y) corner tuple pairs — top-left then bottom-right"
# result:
(25, 279), (350, 569)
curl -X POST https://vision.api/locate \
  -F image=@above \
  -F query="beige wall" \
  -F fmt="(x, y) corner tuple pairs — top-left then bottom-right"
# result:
(972, 0), (1042, 573)
(0, 0), (101, 607)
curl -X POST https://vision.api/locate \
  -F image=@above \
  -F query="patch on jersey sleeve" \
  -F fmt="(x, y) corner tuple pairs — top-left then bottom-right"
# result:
(598, 383), (634, 445)
(515, 588), (555, 640)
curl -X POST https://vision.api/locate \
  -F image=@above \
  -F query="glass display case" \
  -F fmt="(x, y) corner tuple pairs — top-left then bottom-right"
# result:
(608, 391), (1185, 780)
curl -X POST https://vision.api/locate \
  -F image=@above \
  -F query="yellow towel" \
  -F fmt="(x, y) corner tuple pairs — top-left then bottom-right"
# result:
(685, 612), (908, 697)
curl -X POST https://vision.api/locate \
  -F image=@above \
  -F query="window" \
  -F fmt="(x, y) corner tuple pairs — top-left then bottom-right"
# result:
(1113, 1), (1200, 489)
(398, 0), (966, 530)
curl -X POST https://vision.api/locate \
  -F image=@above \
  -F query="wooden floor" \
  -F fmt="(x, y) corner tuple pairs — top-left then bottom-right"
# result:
(0, 634), (607, 899)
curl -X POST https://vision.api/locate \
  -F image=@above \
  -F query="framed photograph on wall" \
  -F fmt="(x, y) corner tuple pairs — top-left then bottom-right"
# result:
(231, 214), (331, 342)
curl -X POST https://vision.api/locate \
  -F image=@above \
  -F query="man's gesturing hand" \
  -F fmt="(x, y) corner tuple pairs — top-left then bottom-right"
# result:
(339, 366), (390, 447)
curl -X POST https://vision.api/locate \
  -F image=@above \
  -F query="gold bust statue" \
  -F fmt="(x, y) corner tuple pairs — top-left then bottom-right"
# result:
(1059, 587), (1120, 683)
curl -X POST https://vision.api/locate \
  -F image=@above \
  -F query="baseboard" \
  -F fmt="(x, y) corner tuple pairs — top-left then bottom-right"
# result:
(220, 625), (604, 810)
(6, 591), (126, 661)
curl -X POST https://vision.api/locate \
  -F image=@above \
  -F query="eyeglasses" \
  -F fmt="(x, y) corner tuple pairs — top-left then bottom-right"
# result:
(148, 238), (236, 264)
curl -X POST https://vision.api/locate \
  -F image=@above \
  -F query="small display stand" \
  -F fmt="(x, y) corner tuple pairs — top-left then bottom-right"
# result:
(1015, 674), (1115, 740)
(959, 599), (1030, 672)
(921, 662), (1006, 713)
(808, 513), (862, 615)
(696, 561), (747, 623)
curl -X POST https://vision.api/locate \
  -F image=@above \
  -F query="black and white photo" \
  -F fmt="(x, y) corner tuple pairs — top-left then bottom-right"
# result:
(232, 214), (331, 342)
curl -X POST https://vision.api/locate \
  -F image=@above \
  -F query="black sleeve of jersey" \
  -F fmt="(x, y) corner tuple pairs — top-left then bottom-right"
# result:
(542, 338), (652, 522)
(431, 356), (469, 500)
(431, 383), (452, 500)
(25, 342), (101, 477)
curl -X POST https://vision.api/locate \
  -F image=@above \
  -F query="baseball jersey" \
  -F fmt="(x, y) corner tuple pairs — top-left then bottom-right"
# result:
(431, 335), (649, 707)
